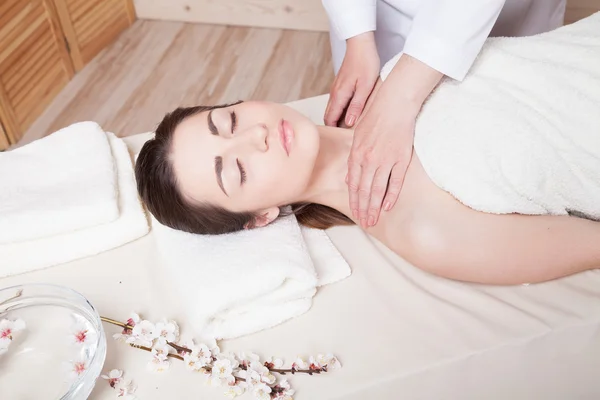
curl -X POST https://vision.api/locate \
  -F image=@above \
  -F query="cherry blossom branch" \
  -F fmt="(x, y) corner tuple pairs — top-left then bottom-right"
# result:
(99, 313), (340, 399)
(101, 316), (192, 354)
(128, 339), (247, 382)
(101, 315), (332, 376)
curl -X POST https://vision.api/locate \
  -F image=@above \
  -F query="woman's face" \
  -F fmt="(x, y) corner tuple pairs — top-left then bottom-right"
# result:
(170, 101), (320, 214)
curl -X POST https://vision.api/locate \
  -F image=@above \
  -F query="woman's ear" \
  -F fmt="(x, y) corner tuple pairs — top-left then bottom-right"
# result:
(245, 207), (280, 229)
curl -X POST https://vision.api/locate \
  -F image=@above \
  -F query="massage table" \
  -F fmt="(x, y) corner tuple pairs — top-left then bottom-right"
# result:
(2, 95), (599, 399)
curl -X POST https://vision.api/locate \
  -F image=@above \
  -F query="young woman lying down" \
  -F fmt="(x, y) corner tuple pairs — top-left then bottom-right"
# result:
(134, 14), (600, 286)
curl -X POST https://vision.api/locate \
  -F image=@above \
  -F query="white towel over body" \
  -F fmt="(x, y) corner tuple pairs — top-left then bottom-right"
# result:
(384, 13), (600, 219)
(0, 122), (119, 243)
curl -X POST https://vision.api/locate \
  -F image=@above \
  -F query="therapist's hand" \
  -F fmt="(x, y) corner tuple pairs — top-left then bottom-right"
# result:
(347, 54), (444, 228)
(347, 92), (417, 228)
(324, 32), (380, 127)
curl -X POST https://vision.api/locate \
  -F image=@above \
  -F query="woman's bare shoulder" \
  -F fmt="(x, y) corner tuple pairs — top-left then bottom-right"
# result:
(370, 153), (469, 265)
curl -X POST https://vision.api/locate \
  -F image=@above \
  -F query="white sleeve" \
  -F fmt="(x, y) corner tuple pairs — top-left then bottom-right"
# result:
(321, 0), (377, 40)
(383, 0), (506, 81)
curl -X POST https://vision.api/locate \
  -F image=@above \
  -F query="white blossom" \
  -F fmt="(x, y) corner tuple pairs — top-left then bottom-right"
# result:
(116, 380), (138, 399)
(0, 318), (25, 341)
(273, 378), (296, 400)
(147, 343), (171, 372)
(249, 361), (276, 385)
(100, 369), (123, 388)
(252, 383), (272, 400)
(265, 356), (284, 369)
(66, 359), (89, 380)
(183, 342), (212, 371)
(211, 359), (235, 387)
(317, 353), (341, 369)
(126, 320), (157, 347)
(69, 322), (96, 346)
(151, 320), (179, 345)
(224, 384), (245, 398)
(217, 353), (240, 370)
(237, 367), (261, 387)
(147, 356), (170, 373)
(237, 351), (260, 368)
(291, 357), (308, 370)
(112, 313), (141, 342)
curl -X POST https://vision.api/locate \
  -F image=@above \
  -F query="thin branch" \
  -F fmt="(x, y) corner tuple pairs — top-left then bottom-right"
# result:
(167, 341), (191, 354)
(128, 343), (185, 361)
(101, 316), (132, 330)
(271, 367), (325, 375)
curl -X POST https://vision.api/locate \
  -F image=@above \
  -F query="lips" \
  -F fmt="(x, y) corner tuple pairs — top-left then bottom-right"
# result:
(278, 119), (294, 156)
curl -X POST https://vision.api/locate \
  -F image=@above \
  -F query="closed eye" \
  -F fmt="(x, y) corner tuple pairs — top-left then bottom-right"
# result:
(237, 158), (247, 185)
(230, 111), (237, 134)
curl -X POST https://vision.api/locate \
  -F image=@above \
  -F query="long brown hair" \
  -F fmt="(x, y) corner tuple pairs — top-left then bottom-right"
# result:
(134, 103), (353, 235)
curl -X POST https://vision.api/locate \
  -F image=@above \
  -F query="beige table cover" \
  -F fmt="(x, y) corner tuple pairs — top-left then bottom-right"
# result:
(1, 95), (599, 400)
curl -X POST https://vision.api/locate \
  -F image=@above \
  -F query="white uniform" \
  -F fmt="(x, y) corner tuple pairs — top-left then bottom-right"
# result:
(323, 0), (567, 80)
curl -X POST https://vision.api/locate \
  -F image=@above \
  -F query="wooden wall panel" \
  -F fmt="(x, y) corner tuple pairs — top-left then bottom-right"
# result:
(133, 0), (330, 32)
(54, 0), (136, 71)
(565, 0), (600, 24)
(0, 0), (74, 147)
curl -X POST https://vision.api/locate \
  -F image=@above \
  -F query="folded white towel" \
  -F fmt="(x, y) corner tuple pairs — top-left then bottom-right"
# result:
(0, 131), (150, 277)
(0, 122), (119, 244)
(382, 13), (600, 219)
(152, 214), (351, 340)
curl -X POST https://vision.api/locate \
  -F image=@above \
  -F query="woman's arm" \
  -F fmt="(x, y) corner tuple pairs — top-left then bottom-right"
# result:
(392, 155), (600, 286)
(406, 184), (600, 285)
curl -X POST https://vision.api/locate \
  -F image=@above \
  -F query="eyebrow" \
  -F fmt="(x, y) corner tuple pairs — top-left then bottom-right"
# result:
(214, 156), (228, 196)
(207, 110), (218, 136)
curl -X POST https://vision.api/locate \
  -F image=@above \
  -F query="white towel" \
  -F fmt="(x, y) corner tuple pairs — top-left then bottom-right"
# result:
(0, 122), (119, 244)
(382, 13), (600, 219)
(0, 131), (150, 277)
(152, 214), (351, 340)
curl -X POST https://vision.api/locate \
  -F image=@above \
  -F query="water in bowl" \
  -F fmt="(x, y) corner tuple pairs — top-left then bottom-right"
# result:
(0, 304), (101, 399)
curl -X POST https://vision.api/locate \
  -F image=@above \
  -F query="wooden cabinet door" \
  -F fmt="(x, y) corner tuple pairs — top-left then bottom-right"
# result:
(53, 0), (136, 71)
(0, 0), (75, 148)
(0, 119), (10, 150)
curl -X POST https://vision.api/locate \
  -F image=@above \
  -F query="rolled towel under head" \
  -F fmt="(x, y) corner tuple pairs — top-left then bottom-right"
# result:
(150, 212), (351, 340)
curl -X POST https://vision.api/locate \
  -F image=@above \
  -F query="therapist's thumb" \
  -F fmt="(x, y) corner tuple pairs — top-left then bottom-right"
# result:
(345, 81), (373, 127)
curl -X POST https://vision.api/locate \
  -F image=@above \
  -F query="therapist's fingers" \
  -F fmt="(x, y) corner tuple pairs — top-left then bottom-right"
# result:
(382, 157), (411, 213)
(357, 78), (383, 125)
(357, 164), (377, 229)
(324, 80), (355, 127)
(344, 79), (376, 127)
(367, 165), (392, 226)
(346, 160), (362, 220)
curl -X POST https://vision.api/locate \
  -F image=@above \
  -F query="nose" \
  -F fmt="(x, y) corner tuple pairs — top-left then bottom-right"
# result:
(237, 123), (269, 152)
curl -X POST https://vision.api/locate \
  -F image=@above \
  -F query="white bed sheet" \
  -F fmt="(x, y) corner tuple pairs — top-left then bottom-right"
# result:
(1, 95), (599, 400)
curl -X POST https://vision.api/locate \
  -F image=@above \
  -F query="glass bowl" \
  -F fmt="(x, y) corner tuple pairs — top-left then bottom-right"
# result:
(0, 284), (106, 399)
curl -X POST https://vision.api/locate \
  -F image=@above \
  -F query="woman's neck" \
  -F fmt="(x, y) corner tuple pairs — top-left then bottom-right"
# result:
(300, 125), (354, 218)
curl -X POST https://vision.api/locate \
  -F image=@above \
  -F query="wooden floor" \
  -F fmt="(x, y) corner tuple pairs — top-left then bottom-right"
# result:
(17, 20), (334, 146)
